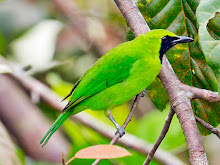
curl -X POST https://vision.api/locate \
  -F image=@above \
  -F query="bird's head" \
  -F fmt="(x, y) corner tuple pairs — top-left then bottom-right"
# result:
(145, 29), (194, 63)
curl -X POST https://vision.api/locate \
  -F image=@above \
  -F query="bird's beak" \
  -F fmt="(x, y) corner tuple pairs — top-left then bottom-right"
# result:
(172, 36), (194, 45)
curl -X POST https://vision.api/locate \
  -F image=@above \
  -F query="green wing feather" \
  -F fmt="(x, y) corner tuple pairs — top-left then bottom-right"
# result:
(63, 42), (139, 112)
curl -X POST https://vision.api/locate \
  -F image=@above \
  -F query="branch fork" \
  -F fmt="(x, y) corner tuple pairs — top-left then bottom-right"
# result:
(105, 0), (220, 165)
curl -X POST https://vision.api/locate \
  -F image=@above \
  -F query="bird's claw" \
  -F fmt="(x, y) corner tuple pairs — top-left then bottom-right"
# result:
(115, 126), (125, 138)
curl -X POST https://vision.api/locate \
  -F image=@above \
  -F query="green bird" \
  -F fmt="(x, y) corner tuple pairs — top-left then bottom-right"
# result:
(41, 29), (193, 147)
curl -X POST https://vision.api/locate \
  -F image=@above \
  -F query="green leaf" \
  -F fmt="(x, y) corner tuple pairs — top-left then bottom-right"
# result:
(132, 0), (220, 135)
(0, 33), (6, 55)
(196, 0), (220, 94)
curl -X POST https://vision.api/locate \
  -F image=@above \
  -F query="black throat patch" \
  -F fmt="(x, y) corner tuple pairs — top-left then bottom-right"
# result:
(159, 36), (178, 63)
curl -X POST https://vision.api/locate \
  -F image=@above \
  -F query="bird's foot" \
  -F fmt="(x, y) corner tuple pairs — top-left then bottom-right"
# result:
(106, 109), (125, 138)
(141, 89), (146, 97)
(115, 124), (125, 138)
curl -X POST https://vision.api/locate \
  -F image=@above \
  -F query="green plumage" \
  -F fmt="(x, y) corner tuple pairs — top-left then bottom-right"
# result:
(41, 29), (192, 146)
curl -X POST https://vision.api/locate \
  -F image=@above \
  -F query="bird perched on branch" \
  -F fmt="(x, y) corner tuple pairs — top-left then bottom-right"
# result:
(41, 29), (193, 147)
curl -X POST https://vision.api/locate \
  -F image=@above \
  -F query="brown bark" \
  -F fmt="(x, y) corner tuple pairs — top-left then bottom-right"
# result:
(159, 58), (208, 165)
(0, 121), (22, 165)
(112, 0), (209, 164)
(0, 74), (70, 162)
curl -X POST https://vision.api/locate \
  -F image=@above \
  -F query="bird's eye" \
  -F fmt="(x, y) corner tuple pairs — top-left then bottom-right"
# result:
(161, 36), (168, 42)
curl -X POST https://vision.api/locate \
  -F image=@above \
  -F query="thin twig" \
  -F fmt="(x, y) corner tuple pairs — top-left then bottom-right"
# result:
(62, 153), (66, 165)
(195, 116), (220, 139)
(143, 108), (175, 165)
(65, 156), (76, 165)
(182, 84), (220, 102)
(92, 93), (142, 165)
(112, 93), (142, 144)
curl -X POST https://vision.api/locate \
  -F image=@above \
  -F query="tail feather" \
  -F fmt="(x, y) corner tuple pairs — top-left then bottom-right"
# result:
(40, 110), (72, 147)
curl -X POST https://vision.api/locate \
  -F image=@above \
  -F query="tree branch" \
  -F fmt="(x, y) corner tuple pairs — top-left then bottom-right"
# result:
(113, 0), (150, 37)
(0, 74), (70, 162)
(143, 108), (175, 165)
(159, 58), (208, 165)
(0, 121), (22, 165)
(182, 84), (220, 102)
(111, 0), (210, 164)
(195, 115), (220, 139)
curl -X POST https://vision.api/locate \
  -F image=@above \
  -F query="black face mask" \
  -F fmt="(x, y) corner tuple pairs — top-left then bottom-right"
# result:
(159, 35), (194, 63)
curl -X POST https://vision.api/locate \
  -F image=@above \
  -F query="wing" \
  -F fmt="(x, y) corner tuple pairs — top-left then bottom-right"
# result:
(61, 80), (81, 102)
(62, 43), (139, 112)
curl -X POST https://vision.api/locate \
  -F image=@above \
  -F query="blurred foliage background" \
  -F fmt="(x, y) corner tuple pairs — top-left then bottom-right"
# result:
(0, 0), (219, 165)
